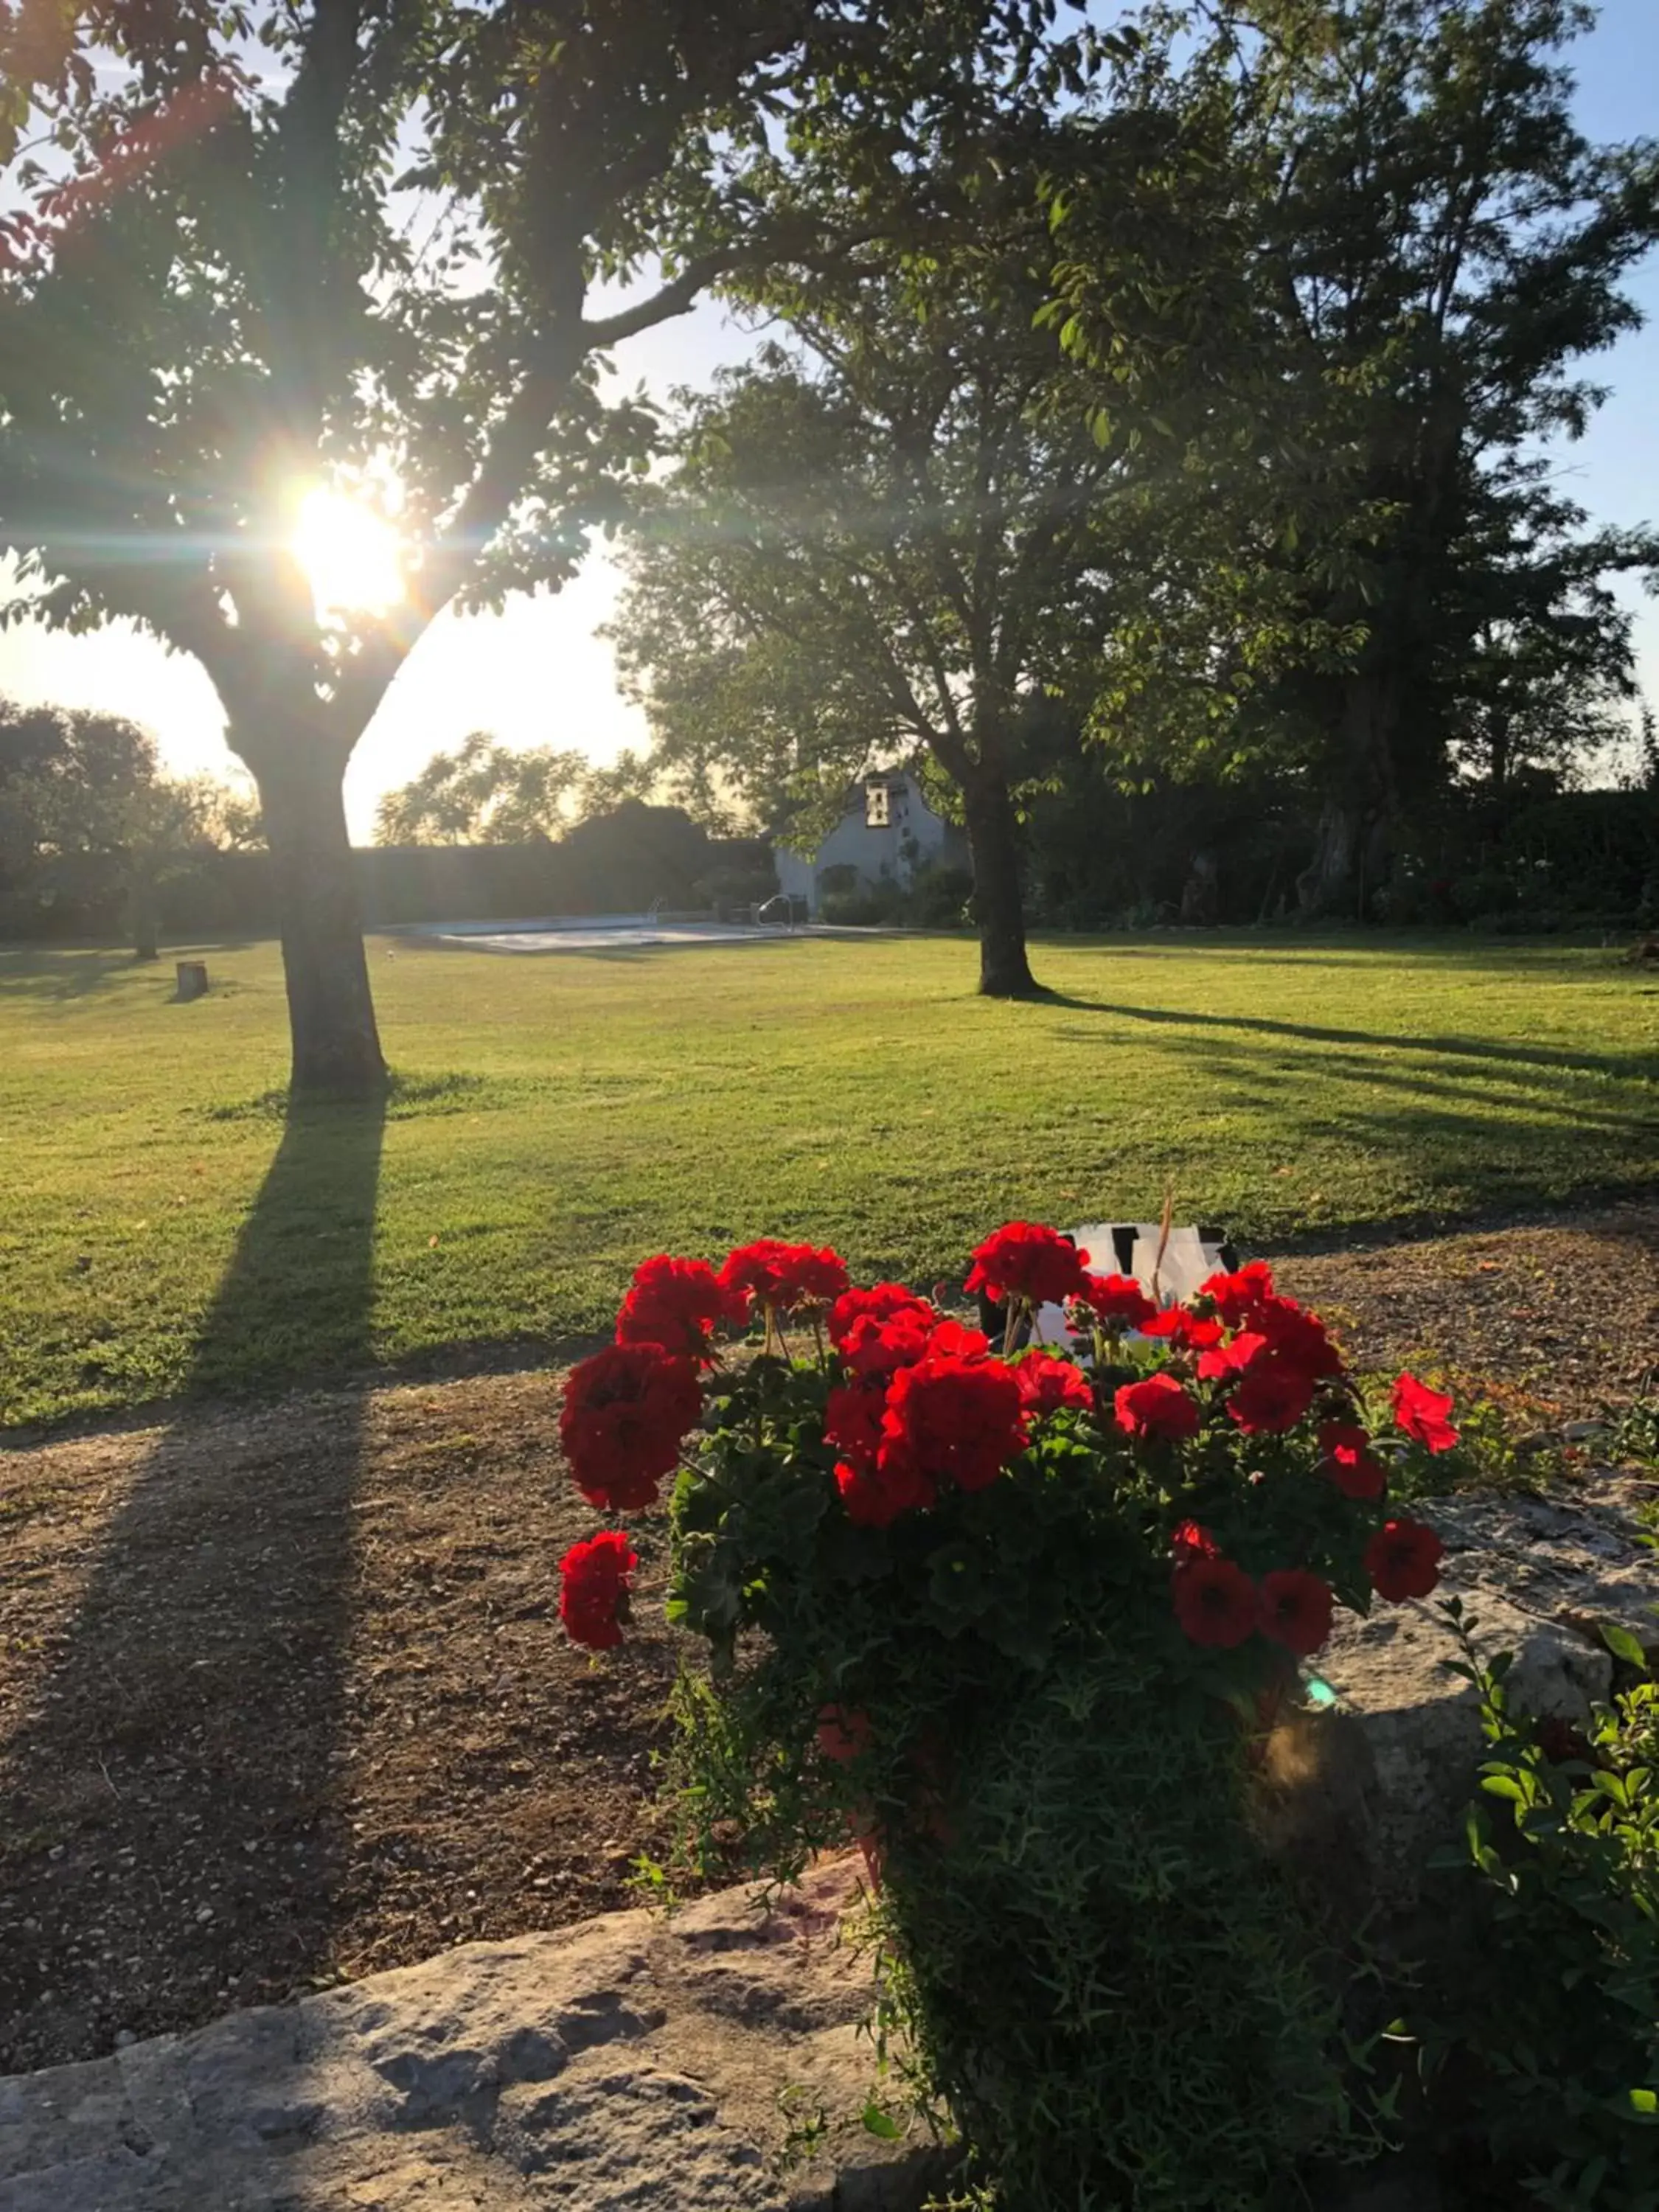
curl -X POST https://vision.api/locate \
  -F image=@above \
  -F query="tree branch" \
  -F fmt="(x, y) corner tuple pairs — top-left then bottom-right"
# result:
(581, 254), (727, 347)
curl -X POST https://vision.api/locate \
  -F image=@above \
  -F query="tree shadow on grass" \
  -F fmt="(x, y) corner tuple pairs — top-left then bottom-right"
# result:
(0, 1097), (383, 2069)
(0, 944), (258, 1005)
(1037, 992), (1658, 1085)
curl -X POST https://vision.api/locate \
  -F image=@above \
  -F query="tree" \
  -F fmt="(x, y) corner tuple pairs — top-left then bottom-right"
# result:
(0, 698), (157, 911)
(0, 1), (1071, 1093)
(375, 732), (659, 844)
(376, 734), (585, 844)
(1042, 0), (1659, 910)
(114, 773), (231, 959)
(0, 694), (259, 950)
(1240, 3), (1654, 903)
(607, 151), (1212, 1000)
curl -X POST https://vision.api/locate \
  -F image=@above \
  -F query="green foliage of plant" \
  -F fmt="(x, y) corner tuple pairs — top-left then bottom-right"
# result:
(1419, 1601), (1659, 2211)
(1608, 1400), (1659, 1476)
(661, 1319), (1418, 2208)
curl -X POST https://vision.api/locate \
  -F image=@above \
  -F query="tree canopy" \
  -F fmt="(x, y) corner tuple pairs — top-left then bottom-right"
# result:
(373, 732), (654, 844)
(1050, 0), (1659, 908)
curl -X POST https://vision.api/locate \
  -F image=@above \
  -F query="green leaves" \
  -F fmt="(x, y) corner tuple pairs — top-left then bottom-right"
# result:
(1601, 1621), (1649, 1672)
(1424, 1607), (1659, 2205)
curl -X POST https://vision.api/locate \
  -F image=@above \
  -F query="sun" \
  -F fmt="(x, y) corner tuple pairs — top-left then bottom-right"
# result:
(289, 486), (406, 618)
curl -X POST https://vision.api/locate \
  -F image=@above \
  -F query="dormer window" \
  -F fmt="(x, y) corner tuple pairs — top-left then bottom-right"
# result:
(865, 780), (891, 827)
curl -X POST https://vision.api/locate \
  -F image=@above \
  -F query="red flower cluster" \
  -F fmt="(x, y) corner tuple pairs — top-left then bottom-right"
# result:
(834, 1289), (939, 1378)
(1070, 1271), (1157, 1333)
(559, 1342), (703, 1511)
(1170, 1552), (1334, 1656)
(558, 1530), (638, 1649)
(1015, 1352), (1094, 1419)
(825, 1380), (888, 1467)
(828, 1307), (1011, 1528)
(1318, 1420), (1387, 1501)
(1140, 1305), (1224, 1351)
(616, 1254), (740, 1366)
(1391, 1373), (1459, 1454)
(1199, 1260), (1276, 1328)
(1171, 1518), (1220, 1560)
(1114, 1371), (1201, 1441)
(1177, 1276), (1346, 1436)
(555, 1231), (1457, 1676)
(830, 1283), (934, 1349)
(964, 1221), (1088, 1308)
(1259, 1568), (1335, 1656)
(816, 1703), (873, 1764)
(880, 1353), (1029, 1498)
(720, 1239), (849, 1314)
(1172, 1555), (1259, 1648)
(1365, 1517), (1444, 1601)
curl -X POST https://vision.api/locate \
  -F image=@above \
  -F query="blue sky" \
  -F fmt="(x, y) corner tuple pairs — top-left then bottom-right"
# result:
(3, 0), (1656, 839)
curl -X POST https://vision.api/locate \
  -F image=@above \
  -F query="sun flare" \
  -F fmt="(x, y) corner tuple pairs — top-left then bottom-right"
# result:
(290, 486), (406, 617)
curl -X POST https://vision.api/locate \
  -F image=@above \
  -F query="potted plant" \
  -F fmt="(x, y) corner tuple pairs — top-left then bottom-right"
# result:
(554, 1226), (1456, 2210)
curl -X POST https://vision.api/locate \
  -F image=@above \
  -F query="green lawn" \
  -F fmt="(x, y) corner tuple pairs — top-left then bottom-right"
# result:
(1, 929), (1655, 1428)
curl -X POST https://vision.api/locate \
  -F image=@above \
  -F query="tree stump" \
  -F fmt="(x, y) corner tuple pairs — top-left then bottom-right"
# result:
(175, 961), (209, 1001)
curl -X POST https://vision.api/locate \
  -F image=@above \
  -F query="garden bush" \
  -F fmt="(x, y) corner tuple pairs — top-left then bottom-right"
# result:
(1414, 1604), (1659, 2211)
(553, 1231), (1465, 2208)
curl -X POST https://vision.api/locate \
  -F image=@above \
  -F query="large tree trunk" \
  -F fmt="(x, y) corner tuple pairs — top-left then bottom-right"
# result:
(1298, 669), (1402, 919)
(1295, 798), (1360, 918)
(128, 877), (160, 961)
(961, 768), (1037, 998)
(251, 742), (386, 1099)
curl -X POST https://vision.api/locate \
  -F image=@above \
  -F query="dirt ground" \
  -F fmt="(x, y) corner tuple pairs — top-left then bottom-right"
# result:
(1, 1200), (1655, 2075)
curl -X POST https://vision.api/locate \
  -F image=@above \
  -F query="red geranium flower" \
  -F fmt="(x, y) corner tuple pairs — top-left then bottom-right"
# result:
(720, 1239), (850, 1313)
(1197, 1329), (1266, 1381)
(964, 1222), (1088, 1307)
(1318, 1420), (1387, 1501)
(825, 1380), (888, 1470)
(1198, 1260), (1276, 1328)
(1113, 1371), (1202, 1442)
(1225, 1355), (1317, 1436)
(1071, 1272), (1157, 1332)
(928, 1318), (992, 1359)
(1172, 1555), (1259, 1646)
(559, 1343), (703, 1512)
(1259, 1568), (1335, 1656)
(558, 1529), (639, 1649)
(879, 1353), (1028, 1493)
(1391, 1373), (1459, 1454)
(1138, 1306), (1225, 1352)
(835, 1452), (937, 1527)
(816, 1704), (873, 1764)
(1171, 1519), (1220, 1560)
(615, 1253), (740, 1366)
(829, 1283), (933, 1349)
(838, 1307), (936, 1379)
(1249, 1294), (1344, 1381)
(1015, 1351), (1094, 1419)
(1365, 1517), (1445, 1602)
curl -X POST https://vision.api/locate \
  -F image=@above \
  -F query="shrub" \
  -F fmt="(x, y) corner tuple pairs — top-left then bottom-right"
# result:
(818, 883), (910, 925)
(908, 862), (975, 928)
(552, 1232), (1469, 2206)
(1417, 1603), (1659, 2211)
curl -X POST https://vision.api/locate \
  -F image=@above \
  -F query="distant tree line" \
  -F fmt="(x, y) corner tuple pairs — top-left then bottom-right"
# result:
(0, 697), (260, 953)
(372, 734), (658, 846)
(0, 694), (776, 945)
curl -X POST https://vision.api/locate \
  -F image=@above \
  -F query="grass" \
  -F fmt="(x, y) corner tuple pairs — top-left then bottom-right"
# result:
(1, 928), (1655, 1428)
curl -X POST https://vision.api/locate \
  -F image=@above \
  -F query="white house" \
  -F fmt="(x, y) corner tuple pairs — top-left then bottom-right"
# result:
(775, 773), (969, 917)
